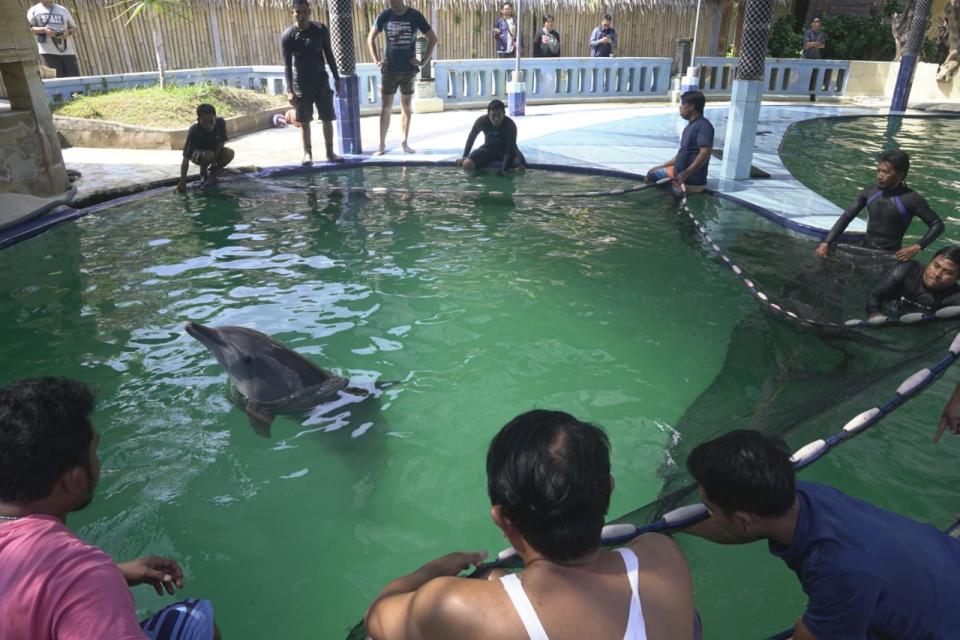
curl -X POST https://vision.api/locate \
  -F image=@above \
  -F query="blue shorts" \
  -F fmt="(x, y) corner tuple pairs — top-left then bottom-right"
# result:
(140, 598), (215, 640)
(646, 166), (706, 197)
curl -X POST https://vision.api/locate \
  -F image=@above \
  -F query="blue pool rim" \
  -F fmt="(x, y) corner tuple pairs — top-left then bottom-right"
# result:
(0, 159), (864, 251)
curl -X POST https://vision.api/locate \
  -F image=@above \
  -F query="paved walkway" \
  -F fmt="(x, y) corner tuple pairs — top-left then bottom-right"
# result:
(53, 98), (905, 235)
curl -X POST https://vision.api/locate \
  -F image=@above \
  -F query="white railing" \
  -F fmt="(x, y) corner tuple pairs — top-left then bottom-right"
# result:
(695, 57), (850, 97)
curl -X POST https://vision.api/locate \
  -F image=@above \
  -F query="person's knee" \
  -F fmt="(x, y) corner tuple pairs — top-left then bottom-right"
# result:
(221, 147), (235, 164)
(462, 158), (476, 170)
(199, 151), (215, 165)
(400, 95), (413, 114)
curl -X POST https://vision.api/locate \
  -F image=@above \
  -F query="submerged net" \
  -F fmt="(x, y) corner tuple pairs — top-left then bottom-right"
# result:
(342, 181), (959, 640)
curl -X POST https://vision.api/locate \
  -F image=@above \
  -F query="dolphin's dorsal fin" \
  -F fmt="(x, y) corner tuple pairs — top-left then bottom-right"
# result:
(245, 404), (275, 438)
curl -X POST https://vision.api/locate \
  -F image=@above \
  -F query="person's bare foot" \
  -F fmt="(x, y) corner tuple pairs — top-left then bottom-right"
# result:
(326, 154), (345, 163)
(302, 151), (313, 166)
(401, 142), (415, 154)
(374, 147), (387, 156)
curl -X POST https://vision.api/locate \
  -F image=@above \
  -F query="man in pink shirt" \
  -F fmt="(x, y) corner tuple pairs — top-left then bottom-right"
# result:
(0, 377), (219, 640)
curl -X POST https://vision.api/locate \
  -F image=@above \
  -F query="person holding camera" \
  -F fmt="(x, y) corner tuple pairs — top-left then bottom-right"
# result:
(26, 0), (80, 78)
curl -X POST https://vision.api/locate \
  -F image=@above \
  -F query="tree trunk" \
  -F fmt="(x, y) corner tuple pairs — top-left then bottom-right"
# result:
(148, 12), (168, 89)
(937, 0), (960, 82)
(891, 0), (918, 61)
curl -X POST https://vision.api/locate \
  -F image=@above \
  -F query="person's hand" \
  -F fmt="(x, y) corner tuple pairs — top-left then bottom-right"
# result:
(376, 59), (386, 69)
(895, 243), (921, 261)
(408, 57), (421, 70)
(455, 157), (466, 167)
(43, 26), (55, 36)
(493, 28), (500, 36)
(175, 178), (187, 193)
(333, 78), (340, 97)
(814, 242), (829, 258)
(287, 92), (298, 106)
(117, 556), (184, 595)
(671, 171), (688, 188)
(935, 384), (960, 443)
(423, 550), (488, 578)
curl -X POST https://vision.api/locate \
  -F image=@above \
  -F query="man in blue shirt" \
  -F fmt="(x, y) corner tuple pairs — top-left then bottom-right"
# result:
(803, 17), (826, 60)
(493, 2), (518, 59)
(367, 0), (438, 156)
(589, 14), (617, 57)
(645, 90), (714, 197)
(683, 429), (960, 640)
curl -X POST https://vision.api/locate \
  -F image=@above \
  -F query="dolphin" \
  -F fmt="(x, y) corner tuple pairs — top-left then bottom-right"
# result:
(185, 321), (371, 437)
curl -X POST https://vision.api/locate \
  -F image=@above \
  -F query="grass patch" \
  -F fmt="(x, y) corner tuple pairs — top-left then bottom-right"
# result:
(52, 83), (287, 129)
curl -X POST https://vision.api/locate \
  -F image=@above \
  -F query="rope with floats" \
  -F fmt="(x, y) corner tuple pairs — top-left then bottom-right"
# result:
(674, 190), (960, 330)
(472, 327), (960, 576)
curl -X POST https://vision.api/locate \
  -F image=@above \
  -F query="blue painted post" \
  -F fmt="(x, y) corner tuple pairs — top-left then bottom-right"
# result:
(890, 0), (934, 113)
(719, 0), (773, 180)
(508, 0), (526, 116)
(329, 0), (362, 154)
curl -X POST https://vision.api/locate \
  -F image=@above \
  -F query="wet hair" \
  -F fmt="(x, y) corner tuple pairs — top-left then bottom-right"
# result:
(196, 103), (216, 119)
(487, 99), (506, 113)
(0, 377), (95, 503)
(680, 90), (706, 113)
(603, 14), (613, 21)
(933, 246), (960, 266)
(877, 149), (910, 176)
(542, 14), (554, 25)
(686, 430), (795, 518)
(487, 410), (612, 562)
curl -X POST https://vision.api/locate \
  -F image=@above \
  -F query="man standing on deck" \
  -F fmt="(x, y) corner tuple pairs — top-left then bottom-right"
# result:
(282, 0), (342, 166)
(26, 0), (80, 78)
(682, 429), (960, 640)
(367, 0), (438, 156)
(589, 15), (617, 57)
(802, 17), (826, 60)
(644, 90), (714, 197)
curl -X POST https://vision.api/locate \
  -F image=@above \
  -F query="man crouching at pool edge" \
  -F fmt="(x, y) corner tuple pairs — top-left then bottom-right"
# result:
(365, 409), (698, 640)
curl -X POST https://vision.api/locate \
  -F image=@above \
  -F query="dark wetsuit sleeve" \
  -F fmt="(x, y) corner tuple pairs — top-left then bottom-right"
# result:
(500, 119), (519, 172)
(823, 188), (868, 245)
(867, 261), (912, 314)
(911, 194), (944, 249)
(282, 31), (294, 93)
(321, 25), (340, 84)
(463, 117), (482, 157)
(216, 118), (227, 145)
(182, 125), (195, 158)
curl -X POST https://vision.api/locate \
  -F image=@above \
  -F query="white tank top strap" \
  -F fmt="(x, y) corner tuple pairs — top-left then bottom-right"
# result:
(499, 573), (550, 640)
(614, 547), (648, 640)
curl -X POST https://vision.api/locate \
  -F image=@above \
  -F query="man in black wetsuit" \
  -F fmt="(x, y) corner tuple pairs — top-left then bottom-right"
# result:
(455, 99), (526, 173)
(866, 246), (960, 320)
(815, 150), (943, 261)
(281, 0), (341, 166)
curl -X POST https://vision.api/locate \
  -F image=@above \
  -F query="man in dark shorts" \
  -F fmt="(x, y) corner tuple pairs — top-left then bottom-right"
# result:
(455, 99), (525, 173)
(815, 150), (943, 260)
(866, 245), (960, 320)
(27, 0), (81, 78)
(683, 429), (960, 640)
(0, 377), (220, 640)
(282, 0), (342, 166)
(802, 17), (826, 59)
(176, 103), (234, 193)
(367, 0), (437, 156)
(645, 90), (714, 197)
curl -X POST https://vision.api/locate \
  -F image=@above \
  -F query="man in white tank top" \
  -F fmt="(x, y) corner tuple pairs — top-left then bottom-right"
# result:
(365, 410), (697, 640)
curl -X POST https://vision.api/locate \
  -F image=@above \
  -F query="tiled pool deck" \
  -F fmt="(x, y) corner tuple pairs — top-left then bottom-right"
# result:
(31, 99), (930, 238)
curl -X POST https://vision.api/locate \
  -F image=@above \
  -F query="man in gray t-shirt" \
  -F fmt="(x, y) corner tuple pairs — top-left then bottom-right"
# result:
(26, 0), (80, 77)
(803, 17), (826, 59)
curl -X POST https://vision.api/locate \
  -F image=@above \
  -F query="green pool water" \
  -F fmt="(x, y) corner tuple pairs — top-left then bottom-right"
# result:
(1, 165), (958, 639)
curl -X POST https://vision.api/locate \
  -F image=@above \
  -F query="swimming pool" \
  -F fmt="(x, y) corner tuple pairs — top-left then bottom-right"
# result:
(1, 164), (957, 638)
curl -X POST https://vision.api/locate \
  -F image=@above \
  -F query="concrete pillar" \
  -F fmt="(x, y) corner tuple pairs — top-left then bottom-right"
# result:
(327, 0), (361, 155)
(890, 0), (934, 112)
(720, 0), (773, 181)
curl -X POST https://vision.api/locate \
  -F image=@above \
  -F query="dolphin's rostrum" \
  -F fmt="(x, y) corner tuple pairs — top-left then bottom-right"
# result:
(185, 321), (370, 437)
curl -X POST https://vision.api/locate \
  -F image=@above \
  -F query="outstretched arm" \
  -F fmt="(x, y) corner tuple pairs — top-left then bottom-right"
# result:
(818, 189), (869, 253)
(462, 119), (481, 158)
(866, 261), (910, 316)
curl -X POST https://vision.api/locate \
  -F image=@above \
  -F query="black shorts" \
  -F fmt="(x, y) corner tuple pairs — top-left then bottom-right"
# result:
(295, 85), (336, 123)
(468, 147), (526, 169)
(41, 54), (80, 78)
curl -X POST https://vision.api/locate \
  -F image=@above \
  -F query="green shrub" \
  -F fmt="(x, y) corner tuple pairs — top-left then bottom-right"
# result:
(767, 16), (804, 58)
(820, 13), (895, 61)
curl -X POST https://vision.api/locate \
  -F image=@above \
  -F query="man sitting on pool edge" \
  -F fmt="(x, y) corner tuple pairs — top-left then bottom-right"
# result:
(0, 377), (220, 640)
(365, 409), (698, 639)
(644, 90), (713, 197)
(866, 245), (960, 320)
(455, 99), (526, 174)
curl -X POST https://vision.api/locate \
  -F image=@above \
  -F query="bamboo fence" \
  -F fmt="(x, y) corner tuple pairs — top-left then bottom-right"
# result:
(11, 0), (765, 78)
